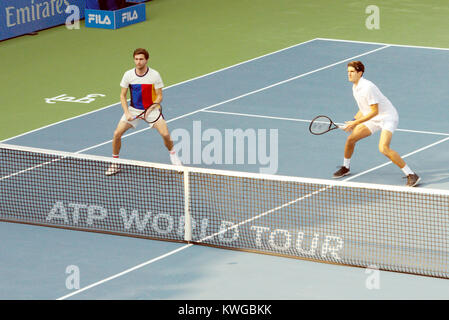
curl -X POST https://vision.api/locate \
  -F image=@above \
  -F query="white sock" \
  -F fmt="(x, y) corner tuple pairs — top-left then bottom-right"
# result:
(401, 164), (413, 176)
(343, 158), (351, 169)
(112, 154), (119, 159)
(169, 149), (182, 165)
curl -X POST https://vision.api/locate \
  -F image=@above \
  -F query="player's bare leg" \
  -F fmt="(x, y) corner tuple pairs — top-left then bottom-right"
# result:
(378, 130), (405, 167)
(153, 118), (182, 166)
(344, 124), (372, 159)
(334, 124), (371, 178)
(112, 121), (133, 156)
(378, 129), (420, 186)
(105, 121), (133, 175)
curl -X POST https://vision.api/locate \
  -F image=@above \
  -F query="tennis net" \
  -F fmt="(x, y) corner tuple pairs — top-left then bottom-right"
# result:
(1, 143), (449, 278)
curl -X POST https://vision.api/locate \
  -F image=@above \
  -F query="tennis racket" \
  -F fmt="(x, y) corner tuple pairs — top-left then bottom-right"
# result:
(133, 103), (163, 124)
(309, 115), (343, 135)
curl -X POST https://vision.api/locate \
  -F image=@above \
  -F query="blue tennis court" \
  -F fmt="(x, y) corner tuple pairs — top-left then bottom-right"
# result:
(1, 38), (449, 300)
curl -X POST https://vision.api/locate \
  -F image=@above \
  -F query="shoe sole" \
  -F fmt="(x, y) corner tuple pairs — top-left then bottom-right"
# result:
(105, 168), (121, 176)
(332, 172), (350, 179)
(407, 176), (421, 187)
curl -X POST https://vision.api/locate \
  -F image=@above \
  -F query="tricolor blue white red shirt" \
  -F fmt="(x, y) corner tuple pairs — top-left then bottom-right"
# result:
(120, 67), (164, 110)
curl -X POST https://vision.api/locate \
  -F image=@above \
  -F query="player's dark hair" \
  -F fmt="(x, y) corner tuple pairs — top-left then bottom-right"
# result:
(348, 61), (365, 74)
(133, 48), (149, 60)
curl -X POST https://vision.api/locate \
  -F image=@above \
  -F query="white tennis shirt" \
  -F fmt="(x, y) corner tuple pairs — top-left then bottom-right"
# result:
(352, 77), (398, 121)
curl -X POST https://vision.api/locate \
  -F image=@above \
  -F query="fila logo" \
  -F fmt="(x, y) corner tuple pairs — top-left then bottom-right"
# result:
(88, 14), (112, 25)
(122, 10), (138, 23)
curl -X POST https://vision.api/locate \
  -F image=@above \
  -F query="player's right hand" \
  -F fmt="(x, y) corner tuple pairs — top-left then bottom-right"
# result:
(344, 120), (356, 132)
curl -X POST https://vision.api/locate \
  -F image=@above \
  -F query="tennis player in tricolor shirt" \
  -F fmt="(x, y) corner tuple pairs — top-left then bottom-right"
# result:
(333, 61), (420, 187)
(106, 48), (182, 175)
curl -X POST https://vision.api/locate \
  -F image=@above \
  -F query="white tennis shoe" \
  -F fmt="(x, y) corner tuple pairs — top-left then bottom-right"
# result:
(105, 163), (121, 176)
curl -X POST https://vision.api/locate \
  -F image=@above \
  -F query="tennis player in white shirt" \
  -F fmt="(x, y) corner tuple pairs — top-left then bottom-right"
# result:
(333, 61), (420, 187)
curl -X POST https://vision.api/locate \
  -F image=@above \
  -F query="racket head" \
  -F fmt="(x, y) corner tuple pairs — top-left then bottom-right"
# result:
(309, 115), (339, 135)
(142, 103), (163, 123)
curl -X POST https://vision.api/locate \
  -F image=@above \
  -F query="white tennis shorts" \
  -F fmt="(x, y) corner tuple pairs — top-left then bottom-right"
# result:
(363, 117), (399, 134)
(120, 106), (155, 128)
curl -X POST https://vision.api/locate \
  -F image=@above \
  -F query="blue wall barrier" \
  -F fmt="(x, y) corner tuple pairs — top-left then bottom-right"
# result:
(85, 3), (146, 29)
(0, 0), (86, 41)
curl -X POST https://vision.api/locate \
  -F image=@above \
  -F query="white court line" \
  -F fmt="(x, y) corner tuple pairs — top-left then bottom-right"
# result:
(57, 136), (449, 299)
(56, 193), (328, 299)
(344, 136), (449, 181)
(202, 110), (449, 136)
(1, 46), (393, 180)
(54, 186), (331, 299)
(56, 135), (449, 300)
(316, 38), (449, 51)
(57, 188), (329, 299)
(0, 101), (121, 144)
(42, 45), (400, 299)
(46, 42), (440, 299)
(4, 37), (446, 143)
(6, 41), (438, 299)
(0, 36), (443, 298)
(56, 244), (193, 300)
(44, 44), (391, 156)
(56, 134), (449, 299)
(0, 38), (319, 144)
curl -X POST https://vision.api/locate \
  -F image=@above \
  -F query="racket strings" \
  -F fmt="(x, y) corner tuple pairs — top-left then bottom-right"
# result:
(310, 116), (333, 134)
(144, 104), (162, 123)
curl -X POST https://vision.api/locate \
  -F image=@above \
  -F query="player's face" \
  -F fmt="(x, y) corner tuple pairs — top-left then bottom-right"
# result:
(347, 66), (362, 83)
(134, 54), (148, 69)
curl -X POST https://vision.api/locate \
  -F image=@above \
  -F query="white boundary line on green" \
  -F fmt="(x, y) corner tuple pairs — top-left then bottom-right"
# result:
(4, 37), (446, 144)
(2, 37), (445, 299)
(52, 45), (391, 300)
(316, 37), (449, 51)
(49, 42), (449, 299)
(0, 38), (319, 143)
(67, 45), (390, 155)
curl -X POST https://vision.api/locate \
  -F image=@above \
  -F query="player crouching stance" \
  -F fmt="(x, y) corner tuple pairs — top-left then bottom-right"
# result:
(333, 61), (420, 187)
(106, 48), (182, 176)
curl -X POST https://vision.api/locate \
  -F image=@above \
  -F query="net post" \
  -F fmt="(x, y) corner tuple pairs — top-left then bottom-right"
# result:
(183, 168), (192, 242)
